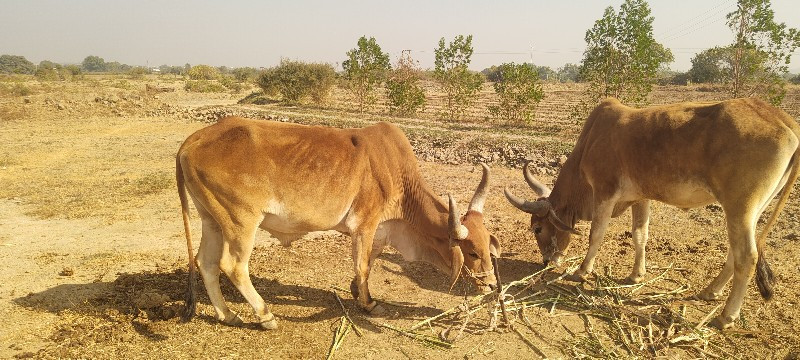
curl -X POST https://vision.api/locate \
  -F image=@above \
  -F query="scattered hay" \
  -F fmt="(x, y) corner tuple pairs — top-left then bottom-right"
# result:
(405, 258), (737, 358)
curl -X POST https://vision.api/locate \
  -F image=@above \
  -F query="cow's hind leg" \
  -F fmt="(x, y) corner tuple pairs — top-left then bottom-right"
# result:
(196, 217), (242, 325)
(697, 249), (733, 301)
(220, 221), (277, 330)
(709, 211), (758, 329)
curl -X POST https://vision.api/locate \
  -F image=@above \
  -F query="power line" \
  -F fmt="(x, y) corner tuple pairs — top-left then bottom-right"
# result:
(656, 0), (734, 39)
(660, 0), (737, 43)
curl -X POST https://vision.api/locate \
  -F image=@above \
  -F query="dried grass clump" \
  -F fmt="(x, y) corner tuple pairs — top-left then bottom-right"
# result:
(403, 258), (736, 358)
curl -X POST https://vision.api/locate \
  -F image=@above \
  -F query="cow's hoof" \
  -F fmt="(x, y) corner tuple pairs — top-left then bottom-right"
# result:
(364, 301), (387, 316)
(708, 316), (734, 330)
(260, 319), (278, 330)
(696, 290), (723, 301)
(259, 313), (278, 330)
(565, 272), (588, 283)
(223, 312), (244, 327)
(624, 274), (644, 285)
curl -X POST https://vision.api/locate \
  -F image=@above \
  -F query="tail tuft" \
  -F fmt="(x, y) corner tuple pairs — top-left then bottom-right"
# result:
(181, 267), (197, 322)
(755, 254), (775, 300)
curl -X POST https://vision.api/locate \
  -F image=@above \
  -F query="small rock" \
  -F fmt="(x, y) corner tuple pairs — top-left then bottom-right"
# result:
(59, 267), (74, 276)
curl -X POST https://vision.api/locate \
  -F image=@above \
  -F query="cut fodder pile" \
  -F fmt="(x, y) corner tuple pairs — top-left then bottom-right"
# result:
(369, 258), (752, 359)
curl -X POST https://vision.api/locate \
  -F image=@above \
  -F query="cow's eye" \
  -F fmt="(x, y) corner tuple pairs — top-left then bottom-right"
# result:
(533, 227), (542, 234)
(468, 252), (479, 259)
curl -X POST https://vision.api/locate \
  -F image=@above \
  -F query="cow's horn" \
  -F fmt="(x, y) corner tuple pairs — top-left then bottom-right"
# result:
(468, 163), (490, 213)
(503, 187), (551, 216)
(524, 162), (552, 197)
(448, 195), (469, 240)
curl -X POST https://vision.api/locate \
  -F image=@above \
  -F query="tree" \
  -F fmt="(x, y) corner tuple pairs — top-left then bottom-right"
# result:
(535, 65), (557, 81)
(721, 0), (800, 104)
(434, 35), (484, 120)
(488, 62), (545, 124)
(257, 60), (336, 105)
(35, 60), (63, 80)
(342, 36), (391, 113)
(188, 65), (220, 80)
(688, 47), (727, 83)
(557, 63), (581, 82)
(0, 55), (36, 74)
(578, 0), (673, 113)
(81, 55), (106, 72)
(386, 50), (426, 116)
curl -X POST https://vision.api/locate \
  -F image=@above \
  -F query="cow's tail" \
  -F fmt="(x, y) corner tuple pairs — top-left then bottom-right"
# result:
(755, 148), (800, 300)
(177, 154), (197, 321)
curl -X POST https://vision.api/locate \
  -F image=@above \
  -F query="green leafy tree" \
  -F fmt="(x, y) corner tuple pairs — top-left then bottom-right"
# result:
(577, 0), (673, 114)
(232, 67), (259, 83)
(488, 63), (545, 124)
(688, 47), (727, 83)
(434, 35), (484, 120)
(721, 0), (800, 104)
(342, 36), (391, 113)
(35, 60), (63, 80)
(104, 61), (131, 74)
(535, 65), (557, 81)
(482, 65), (502, 82)
(0, 55), (36, 74)
(257, 60), (336, 105)
(81, 55), (106, 72)
(386, 50), (426, 116)
(188, 65), (220, 80)
(557, 63), (581, 83)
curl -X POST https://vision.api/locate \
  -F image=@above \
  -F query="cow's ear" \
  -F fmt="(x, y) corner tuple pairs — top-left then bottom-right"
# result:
(489, 234), (501, 258)
(448, 245), (464, 292)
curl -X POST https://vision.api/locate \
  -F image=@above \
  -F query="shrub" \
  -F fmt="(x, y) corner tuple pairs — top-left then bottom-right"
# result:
(184, 80), (227, 93)
(0, 82), (34, 97)
(342, 36), (391, 113)
(256, 60), (336, 105)
(128, 66), (150, 80)
(488, 63), (544, 124)
(386, 51), (426, 116)
(187, 65), (220, 80)
(232, 67), (259, 83)
(434, 35), (484, 120)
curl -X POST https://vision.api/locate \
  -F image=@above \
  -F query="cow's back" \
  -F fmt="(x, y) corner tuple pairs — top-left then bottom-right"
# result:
(574, 98), (800, 205)
(178, 117), (413, 231)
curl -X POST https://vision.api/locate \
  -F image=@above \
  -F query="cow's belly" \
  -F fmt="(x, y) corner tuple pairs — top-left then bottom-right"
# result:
(649, 180), (716, 209)
(258, 199), (352, 243)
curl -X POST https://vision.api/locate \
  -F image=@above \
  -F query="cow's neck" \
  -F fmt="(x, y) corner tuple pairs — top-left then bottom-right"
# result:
(401, 179), (451, 242)
(549, 158), (593, 226)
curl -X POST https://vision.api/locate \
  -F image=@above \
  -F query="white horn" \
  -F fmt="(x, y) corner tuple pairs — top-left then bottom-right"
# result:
(503, 187), (551, 216)
(448, 195), (469, 240)
(468, 163), (490, 213)
(523, 162), (551, 197)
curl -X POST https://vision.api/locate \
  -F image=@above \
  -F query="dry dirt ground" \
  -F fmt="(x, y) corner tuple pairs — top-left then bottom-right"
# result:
(1, 77), (800, 359)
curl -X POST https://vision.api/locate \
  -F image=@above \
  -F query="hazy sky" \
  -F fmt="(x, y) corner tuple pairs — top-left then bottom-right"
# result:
(2, 0), (799, 72)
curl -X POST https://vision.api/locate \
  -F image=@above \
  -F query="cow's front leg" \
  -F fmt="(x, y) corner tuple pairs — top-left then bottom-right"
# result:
(567, 197), (616, 282)
(626, 200), (650, 284)
(351, 229), (385, 315)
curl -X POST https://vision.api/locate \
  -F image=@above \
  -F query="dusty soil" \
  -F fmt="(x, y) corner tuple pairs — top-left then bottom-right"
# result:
(1, 76), (800, 359)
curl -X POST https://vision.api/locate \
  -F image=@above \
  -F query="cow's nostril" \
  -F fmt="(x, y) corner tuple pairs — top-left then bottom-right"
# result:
(488, 283), (497, 291)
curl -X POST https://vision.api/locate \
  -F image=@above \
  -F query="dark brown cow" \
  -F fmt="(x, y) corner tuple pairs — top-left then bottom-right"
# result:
(177, 117), (501, 329)
(505, 98), (800, 329)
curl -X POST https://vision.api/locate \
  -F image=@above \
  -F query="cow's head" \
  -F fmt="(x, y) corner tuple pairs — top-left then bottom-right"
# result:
(447, 164), (501, 294)
(504, 163), (578, 266)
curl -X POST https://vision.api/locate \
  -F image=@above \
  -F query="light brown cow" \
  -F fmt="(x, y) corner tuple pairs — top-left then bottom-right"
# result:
(505, 97), (800, 329)
(177, 117), (500, 329)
